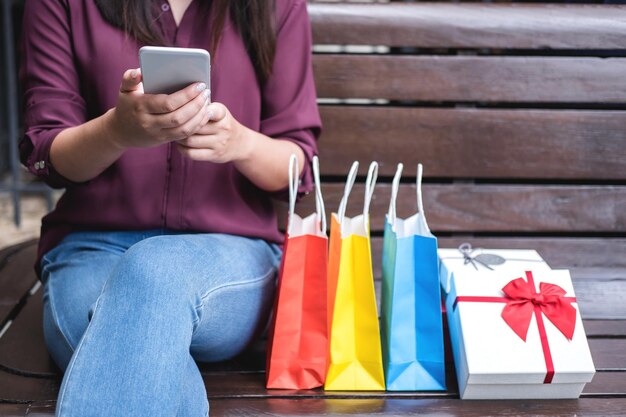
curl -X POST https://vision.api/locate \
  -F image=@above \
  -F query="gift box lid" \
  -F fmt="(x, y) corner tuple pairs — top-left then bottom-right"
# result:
(447, 268), (595, 386)
(438, 247), (551, 294)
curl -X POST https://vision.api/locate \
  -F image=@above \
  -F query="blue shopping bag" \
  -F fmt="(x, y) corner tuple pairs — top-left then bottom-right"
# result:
(380, 163), (446, 391)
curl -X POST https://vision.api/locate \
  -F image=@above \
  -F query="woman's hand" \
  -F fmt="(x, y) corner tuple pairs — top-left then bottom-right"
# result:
(50, 67), (213, 182)
(175, 102), (253, 163)
(107, 68), (212, 150)
(175, 101), (306, 192)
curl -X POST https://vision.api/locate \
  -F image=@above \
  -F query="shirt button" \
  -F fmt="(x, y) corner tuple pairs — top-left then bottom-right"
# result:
(161, 3), (170, 12)
(34, 162), (40, 170)
(40, 161), (46, 169)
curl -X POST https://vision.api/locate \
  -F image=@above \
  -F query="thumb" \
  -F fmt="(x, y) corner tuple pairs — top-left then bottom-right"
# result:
(120, 68), (143, 93)
(207, 102), (227, 122)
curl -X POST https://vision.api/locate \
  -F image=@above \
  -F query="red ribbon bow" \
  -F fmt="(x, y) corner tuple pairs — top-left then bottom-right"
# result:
(501, 276), (577, 342)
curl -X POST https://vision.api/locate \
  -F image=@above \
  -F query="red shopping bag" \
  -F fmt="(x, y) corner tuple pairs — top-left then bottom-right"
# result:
(266, 155), (328, 389)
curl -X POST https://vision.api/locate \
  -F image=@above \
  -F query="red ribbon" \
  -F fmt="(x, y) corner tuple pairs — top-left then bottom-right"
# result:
(453, 271), (577, 384)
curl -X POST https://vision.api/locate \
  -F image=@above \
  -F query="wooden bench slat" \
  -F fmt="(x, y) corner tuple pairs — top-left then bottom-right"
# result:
(317, 106), (626, 180)
(589, 339), (626, 370)
(208, 397), (626, 416)
(5, 396), (626, 417)
(315, 55), (626, 103)
(296, 184), (626, 233)
(0, 404), (30, 416)
(0, 369), (59, 403)
(0, 241), (38, 326)
(582, 372), (626, 396)
(201, 371), (626, 399)
(571, 277), (626, 319)
(3, 395), (626, 417)
(309, 3), (626, 50)
(583, 320), (626, 338)
(0, 368), (623, 406)
(0, 286), (59, 375)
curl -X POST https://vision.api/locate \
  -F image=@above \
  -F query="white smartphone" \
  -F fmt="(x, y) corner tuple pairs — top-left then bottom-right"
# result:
(139, 46), (211, 96)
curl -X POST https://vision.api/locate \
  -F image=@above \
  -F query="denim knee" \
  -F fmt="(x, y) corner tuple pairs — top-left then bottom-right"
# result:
(103, 237), (201, 317)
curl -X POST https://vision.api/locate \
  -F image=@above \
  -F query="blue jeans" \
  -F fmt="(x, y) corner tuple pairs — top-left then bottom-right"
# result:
(40, 230), (282, 417)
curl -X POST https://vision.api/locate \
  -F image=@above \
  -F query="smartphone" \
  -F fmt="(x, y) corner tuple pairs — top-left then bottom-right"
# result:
(139, 46), (211, 96)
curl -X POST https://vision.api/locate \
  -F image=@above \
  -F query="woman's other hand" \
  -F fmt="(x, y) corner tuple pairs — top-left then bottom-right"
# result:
(175, 102), (252, 163)
(108, 68), (211, 150)
(175, 101), (305, 192)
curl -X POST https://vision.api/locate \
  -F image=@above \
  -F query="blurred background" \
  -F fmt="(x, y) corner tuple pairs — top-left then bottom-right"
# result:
(1, 0), (56, 249)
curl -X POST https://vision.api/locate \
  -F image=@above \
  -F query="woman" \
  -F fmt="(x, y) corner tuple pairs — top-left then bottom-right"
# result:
(19, 0), (320, 415)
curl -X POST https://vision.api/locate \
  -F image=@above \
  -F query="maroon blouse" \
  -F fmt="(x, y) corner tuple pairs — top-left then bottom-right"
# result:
(19, 0), (321, 273)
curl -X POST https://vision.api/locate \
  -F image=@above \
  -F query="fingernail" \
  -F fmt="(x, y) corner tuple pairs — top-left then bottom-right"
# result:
(207, 109), (213, 120)
(203, 90), (210, 100)
(196, 83), (207, 91)
(130, 69), (138, 79)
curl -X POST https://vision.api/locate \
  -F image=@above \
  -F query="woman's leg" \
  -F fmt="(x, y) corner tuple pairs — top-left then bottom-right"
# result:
(55, 233), (281, 417)
(40, 231), (148, 371)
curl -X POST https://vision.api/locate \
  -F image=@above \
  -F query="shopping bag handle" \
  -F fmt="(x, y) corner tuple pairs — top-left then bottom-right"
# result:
(363, 161), (379, 217)
(416, 163), (431, 233)
(337, 161), (359, 222)
(288, 154), (300, 234)
(312, 155), (327, 234)
(388, 163), (403, 224)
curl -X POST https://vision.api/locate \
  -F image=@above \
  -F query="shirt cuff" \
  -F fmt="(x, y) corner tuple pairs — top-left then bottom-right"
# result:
(20, 127), (82, 189)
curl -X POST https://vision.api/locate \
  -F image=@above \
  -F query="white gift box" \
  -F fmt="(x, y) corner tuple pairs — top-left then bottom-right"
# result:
(446, 268), (595, 399)
(438, 247), (552, 294)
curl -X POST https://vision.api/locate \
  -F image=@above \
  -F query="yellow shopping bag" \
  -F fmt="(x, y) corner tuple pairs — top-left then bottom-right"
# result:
(325, 161), (385, 391)
(327, 161), (358, 336)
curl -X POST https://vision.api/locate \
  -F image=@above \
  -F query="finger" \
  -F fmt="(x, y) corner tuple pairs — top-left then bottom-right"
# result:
(195, 122), (220, 136)
(160, 97), (212, 140)
(151, 88), (210, 130)
(120, 68), (143, 93)
(177, 133), (221, 149)
(176, 142), (218, 161)
(206, 102), (227, 122)
(144, 82), (208, 114)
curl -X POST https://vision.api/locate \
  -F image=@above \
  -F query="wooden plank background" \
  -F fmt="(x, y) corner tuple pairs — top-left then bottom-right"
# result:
(295, 184), (626, 232)
(314, 56), (626, 102)
(317, 107), (626, 180)
(310, 3), (626, 49)
(306, 2), (626, 242)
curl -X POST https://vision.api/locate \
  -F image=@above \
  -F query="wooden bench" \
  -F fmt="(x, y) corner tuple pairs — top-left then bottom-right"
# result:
(1, 2), (626, 415)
